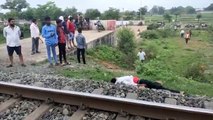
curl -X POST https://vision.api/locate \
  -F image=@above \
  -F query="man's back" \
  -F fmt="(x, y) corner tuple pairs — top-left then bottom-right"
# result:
(76, 33), (86, 49)
(116, 76), (137, 86)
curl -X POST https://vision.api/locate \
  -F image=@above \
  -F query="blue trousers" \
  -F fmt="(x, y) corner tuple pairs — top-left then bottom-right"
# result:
(46, 45), (58, 64)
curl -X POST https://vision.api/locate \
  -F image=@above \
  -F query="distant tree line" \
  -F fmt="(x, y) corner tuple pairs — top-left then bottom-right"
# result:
(0, 0), (212, 21)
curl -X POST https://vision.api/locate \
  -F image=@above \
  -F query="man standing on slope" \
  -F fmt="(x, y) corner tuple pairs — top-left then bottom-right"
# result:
(3, 18), (26, 67)
(42, 16), (59, 67)
(67, 16), (76, 49)
(30, 19), (41, 55)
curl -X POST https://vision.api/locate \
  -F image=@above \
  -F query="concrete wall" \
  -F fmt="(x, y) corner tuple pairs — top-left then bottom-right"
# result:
(72, 31), (115, 55)
(87, 31), (115, 49)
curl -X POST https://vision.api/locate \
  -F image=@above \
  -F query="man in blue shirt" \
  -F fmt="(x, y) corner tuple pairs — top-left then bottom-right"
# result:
(76, 28), (86, 64)
(42, 16), (59, 67)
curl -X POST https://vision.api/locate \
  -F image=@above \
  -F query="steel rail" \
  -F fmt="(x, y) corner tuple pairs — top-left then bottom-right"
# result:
(0, 82), (212, 120)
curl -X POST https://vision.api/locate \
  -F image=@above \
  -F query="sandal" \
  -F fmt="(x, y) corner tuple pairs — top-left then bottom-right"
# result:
(6, 64), (13, 68)
(65, 62), (71, 65)
(21, 64), (26, 67)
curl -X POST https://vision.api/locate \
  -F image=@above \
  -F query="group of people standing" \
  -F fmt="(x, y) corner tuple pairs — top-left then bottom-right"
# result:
(3, 16), (87, 68)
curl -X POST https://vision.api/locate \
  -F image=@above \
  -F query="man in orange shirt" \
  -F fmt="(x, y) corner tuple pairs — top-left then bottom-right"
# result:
(67, 16), (76, 49)
(56, 19), (70, 65)
(185, 32), (190, 44)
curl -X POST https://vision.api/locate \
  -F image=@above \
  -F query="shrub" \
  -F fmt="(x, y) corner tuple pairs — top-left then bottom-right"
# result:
(157, 29), (175, 38)
(184, 63), (206, 82)
(140, 30), (159, 39)
(136, 59), (174, 79)
(147, 23), (160, 30)
(117, 28), (136, 68)
(144, 42), (159, 59)
(88, 45), (123, 65)
(207, 25), (213, 41)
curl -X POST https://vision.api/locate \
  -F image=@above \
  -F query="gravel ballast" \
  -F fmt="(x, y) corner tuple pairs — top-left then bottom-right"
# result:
(40, 104), (78, 120)
(0, 65), (212, 109)
(0, 99), (42, 120)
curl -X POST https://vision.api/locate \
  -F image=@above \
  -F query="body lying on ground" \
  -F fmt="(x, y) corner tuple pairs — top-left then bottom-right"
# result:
(110, 76), (180, 93)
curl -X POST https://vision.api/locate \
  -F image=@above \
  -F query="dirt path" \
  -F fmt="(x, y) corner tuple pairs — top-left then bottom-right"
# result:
(0, 30), (113, 66)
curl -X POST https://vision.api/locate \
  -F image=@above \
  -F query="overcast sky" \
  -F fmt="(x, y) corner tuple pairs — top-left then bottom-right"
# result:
(0, 0), (212, 13)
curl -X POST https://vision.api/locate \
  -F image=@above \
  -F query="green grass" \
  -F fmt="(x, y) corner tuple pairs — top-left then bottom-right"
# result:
(145, 12), (213, 25)
(137, 30), (213, 96)
(58, 57), (129, 82)
(60, 67), (123, 81)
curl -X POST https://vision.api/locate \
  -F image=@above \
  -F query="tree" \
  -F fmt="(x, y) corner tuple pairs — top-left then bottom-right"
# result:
(196, 14), (202, 23)
(84, 9), (101, 19)
(163, 13), (172, 22)
(150, 6), (158, 14)
(150, 6), (165, 15)
(117, 28), (136, 69)
(1, 0), (29, 12)
(101, 7), (120, 20)
(138, 6), (148, 15)
(158, 6), (165, 15)
(123, 10), (136, 20)
(63, 7), (78, 17)
(20, 7), (36, 20)
(185, 6), (196, 14)
(174, 13), (179, 22)
(169, 6), (184, 15)
(35, 1), (62, 20)
(4, 10), (19, 19)
(204, 3), (213, 11)
(0, 13), (4, 20)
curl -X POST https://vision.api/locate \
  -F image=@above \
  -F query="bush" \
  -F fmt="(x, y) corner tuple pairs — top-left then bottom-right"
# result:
(136, 59), (174, 79)
(185, 63), (206, 82)
(144, 42), (159, 59)
(147, 23), (160, 30)
(140, 30), (159, 39)
(157, 29), (175, 38)
(140, 28), (175, 39)
(207, 25), (213, 41)
(117, 28), (136, 68)
(88, 45), (123, 65)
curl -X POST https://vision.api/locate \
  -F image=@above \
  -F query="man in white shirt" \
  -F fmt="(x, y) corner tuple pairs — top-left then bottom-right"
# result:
(110, 76), (180, 93)
(3, 18), (26, 68)
(30, 19), (40, 55)
(180, 29), (185, 38)
(113, 75), (138, 86)
(137, 48), (146, 63)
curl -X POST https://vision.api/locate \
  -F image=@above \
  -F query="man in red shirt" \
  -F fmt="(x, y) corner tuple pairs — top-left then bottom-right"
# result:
(56, 19), (70, 65)
(67, 16), (76, 49)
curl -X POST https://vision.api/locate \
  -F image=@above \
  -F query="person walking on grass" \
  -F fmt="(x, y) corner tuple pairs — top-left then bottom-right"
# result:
(56, 19), (70, 65)
(42, 16), (59, 67)
(3, 18), (26, 68)
(185, 32), (190, 44)
(30, 19), (41, 55)
(76, 28), (86, 64)
(137, 48), (146, 63)
(180, 29), (185, 38)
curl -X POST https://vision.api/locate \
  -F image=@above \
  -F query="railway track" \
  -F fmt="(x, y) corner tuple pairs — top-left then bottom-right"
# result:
(0, 81), (212, 120)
